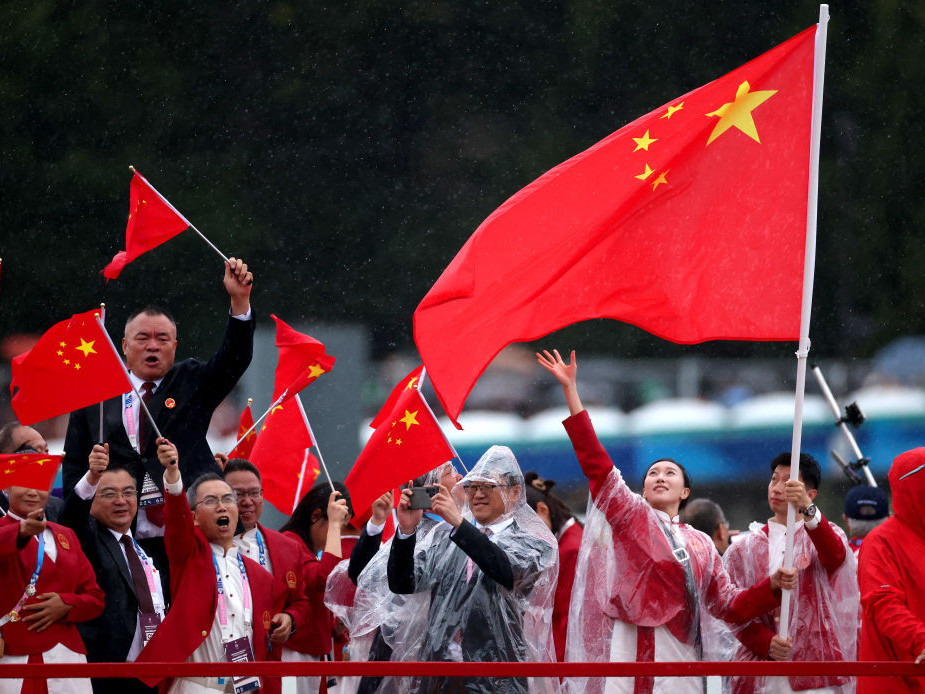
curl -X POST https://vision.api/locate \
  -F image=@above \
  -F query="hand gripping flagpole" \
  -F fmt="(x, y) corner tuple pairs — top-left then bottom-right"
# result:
(128, 166), (232, 265)
(418, 368), (468, 474)
(779, 4), (829, 642)
(94, 314), (164, 443)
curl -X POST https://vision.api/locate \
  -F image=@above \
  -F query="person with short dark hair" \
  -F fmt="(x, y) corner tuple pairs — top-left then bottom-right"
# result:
(524, 471), (583, 662)
(135, 438), (284, 693)
(59, 443), (168, 694)
(61, 259), (255, 556)
(538, 349), (795, 694)
(857, 448), (925, 693)
(681, 498), (733, 555)
(842, 485), (889, 557)
(723, 452), (857, 694)
(224, 459), (312, 694)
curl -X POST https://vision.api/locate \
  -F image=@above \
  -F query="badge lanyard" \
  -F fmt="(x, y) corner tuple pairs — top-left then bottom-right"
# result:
(254, 531), (266, 569)
(6, 533), (45, 623)
(129, 536), (164, 612)
(124, 392), (139, 451)
(213, 553), (253, 642)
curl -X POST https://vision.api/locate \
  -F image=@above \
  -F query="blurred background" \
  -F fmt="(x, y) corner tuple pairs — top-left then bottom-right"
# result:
(2, 0), (923, 528)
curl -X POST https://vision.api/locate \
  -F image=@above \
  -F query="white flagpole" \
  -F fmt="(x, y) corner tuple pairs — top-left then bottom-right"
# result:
(94, 314), (163, 442)
(128, 166), (231, 265)
(98, 303), (106, 443)
(418, 367), (468, 474)
(292, 448), (311, 514)
(295, 395), (336, 494)
(779, 4), (829, 641)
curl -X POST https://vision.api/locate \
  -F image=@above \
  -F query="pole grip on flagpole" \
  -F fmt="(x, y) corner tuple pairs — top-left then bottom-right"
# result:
(779, 3), (829, 641)
(295, 395), (336, 494)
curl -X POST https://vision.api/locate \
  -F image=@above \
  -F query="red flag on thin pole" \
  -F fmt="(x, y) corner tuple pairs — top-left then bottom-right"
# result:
(104, 169), (192, 279)
(413, 26), (818, 427)
(345, 366), (454, 518)
(0, 453), (62, 492)
(249, 401), (317, 512)
(10, 310), (133, 425)
(228, 399), (257, 460)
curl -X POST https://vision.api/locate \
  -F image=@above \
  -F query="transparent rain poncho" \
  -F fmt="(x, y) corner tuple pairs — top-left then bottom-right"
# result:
(722, 519), (858, 693)
(324, 462), (458, 694)
(386, 446), (560, 694)
(564, 463), (779, 694)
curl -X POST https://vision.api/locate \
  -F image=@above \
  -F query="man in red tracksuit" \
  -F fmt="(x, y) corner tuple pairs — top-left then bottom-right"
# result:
(858, 447), (925, 693)
(137, 440), (292, 693)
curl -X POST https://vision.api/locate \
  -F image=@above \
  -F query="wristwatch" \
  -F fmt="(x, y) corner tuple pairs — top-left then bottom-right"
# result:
(800, 503), (817, 519)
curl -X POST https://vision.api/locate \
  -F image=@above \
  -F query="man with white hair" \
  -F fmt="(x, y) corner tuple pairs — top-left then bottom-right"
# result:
(388, 447), (559, 694)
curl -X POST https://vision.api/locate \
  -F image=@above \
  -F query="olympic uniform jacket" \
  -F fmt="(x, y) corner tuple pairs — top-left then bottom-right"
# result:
(62, 314), (255, 499)
(135, 488), (276, 687)
(858, 447), (925, 694)
(0, 516), (104, 656)
(281, 530), (341, 655)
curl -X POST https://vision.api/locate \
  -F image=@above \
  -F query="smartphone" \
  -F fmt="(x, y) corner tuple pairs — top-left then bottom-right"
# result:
(408, 485), (440, 510)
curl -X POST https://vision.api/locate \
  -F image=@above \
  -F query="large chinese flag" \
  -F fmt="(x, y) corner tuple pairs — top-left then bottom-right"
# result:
(414, 27), (818, 426)
(249, 400), (317, 512)
(104, 170), (191, 279)
(0, 454), (62, 492)
(10, 310), (132, 425)
(345, 366), (454, 517)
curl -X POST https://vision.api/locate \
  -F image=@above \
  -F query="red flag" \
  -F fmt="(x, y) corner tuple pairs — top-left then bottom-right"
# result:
(0, 453), (62, 492)
(269, 315), (334, 398)
(228, 401), (257, 460)
(249, 401), (317, 512)
(10, 310), (133, 425)
(103, 170), (191, 279)
(413, 27), (818, 426)
(345, 367), (454, 518)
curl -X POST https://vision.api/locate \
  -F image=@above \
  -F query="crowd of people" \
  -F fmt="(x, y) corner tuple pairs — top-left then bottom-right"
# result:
(1, 265), (924, 694)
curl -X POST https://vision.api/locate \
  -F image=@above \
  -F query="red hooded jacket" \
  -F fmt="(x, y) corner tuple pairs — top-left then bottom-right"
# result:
(858, 447), (925, 693)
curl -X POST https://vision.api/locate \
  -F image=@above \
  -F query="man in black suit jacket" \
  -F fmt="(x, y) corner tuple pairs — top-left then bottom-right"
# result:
(387, 447), (559, 694)
(61, 258), (254, 548)
(60, 456), (168, 694)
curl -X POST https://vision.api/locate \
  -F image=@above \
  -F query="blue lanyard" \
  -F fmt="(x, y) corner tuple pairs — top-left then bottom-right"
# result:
(212, 553), (249, 594)
(29, 533), (45, 592)
(254, 531), (267, 569)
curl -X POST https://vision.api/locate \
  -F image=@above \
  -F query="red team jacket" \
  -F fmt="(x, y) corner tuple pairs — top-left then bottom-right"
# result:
(0, 517), (104, 657)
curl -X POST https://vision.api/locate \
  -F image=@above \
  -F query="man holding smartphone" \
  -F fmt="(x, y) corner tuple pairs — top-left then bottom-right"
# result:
(387, 447), (559, 694)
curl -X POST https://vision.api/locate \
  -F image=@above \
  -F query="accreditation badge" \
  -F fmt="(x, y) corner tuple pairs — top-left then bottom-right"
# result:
(223, 637), (260, 693)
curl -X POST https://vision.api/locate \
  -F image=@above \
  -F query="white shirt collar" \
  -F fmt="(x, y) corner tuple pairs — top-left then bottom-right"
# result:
(478, 516), (515, 535)
(127, 371), (164, 391)
(653, 508), (680, 525)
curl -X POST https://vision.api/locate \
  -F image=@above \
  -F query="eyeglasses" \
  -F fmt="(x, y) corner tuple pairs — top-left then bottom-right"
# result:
(98, 489), (138, 501)
(193, 493), (237, 508)
(463, 483), (508, 495)
(233, 488), (263, 500)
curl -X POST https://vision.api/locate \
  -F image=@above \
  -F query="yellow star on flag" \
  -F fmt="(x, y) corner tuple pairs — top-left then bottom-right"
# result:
(705, 81), (777, 145)
(63, 359), (71, 365)
(74, 363), (82, 370)
(405, 376), (419, 391)
(59, 341), (67, 348)
(75, 338), (97, 357)
(651, 171), (669, 191)
(395, 438), (403, 446)
(635, 164), (654, 181)
(632, 130), (657, 152)
(308, 363), (326, 379)
(399, 410), (420, 430)
(661, 102), (684, 119)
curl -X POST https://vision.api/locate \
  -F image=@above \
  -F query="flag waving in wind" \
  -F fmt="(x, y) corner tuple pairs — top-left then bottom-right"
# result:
(104, 169), (191, 279)
(0, 453), (62, 492)
(228, 401), (257, 460)
(346, 366), (454, 517)
(10, 310), (132, 425)
(414, 26), (818, 427)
